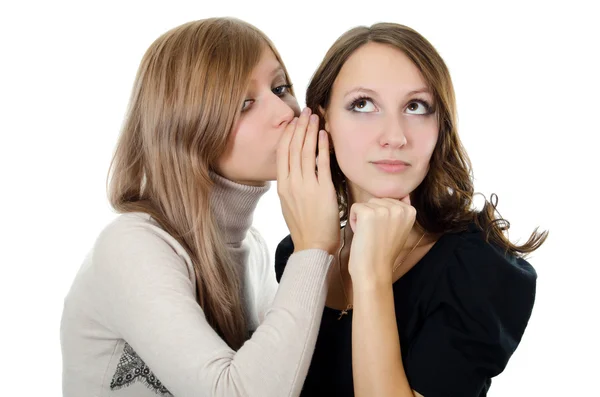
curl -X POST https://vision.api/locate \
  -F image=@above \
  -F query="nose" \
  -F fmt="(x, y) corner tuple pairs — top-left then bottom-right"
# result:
(269, 91), (295, 128)
(378, 114), (407, 148)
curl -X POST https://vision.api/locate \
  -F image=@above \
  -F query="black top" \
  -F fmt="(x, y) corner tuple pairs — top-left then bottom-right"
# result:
(275, 223), (537, 397)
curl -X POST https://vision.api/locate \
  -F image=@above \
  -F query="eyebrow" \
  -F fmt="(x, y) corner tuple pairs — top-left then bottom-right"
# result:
(270, 66), (285, 77)
(406, 87), (431, 96)
(343, 86), (431, 98)
(249, 65), (286, 84)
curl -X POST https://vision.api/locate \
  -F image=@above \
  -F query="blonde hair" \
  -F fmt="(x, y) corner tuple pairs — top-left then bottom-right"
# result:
(108, 18), (293, 349)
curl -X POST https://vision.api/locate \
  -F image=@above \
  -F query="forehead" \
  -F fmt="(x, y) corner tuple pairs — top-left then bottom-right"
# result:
(333, 42), (428, 96)
(249, 47), (284, 82)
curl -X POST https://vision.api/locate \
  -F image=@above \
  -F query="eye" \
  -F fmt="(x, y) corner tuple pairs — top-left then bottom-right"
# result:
(241, 99), (254, 112)
(350, 97), (377, 113)
(272, 84), (292, 96)
(405, 100), (432, 115)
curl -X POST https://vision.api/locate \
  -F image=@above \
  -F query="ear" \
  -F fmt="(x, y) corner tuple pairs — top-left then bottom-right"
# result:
(318, 105), (330, 131)
(317, 105), (335, 153)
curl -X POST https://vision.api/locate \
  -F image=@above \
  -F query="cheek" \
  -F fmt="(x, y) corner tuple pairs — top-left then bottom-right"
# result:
(220, 119), (261, 166)
(284, 96), (301, 117)
(330, 119), (369, 162)
(409, 118), (438, 159)
(231, 112), (283, 168)
(419, 133), (438, 162)
(226, 122), (245, 155)
(425, 130), (439, 159)
(230, 114), (267, 150)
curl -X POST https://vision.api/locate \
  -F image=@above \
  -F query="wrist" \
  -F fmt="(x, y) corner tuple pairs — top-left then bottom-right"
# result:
(352, 278), (394, 301)
(294, 240), (338, 255)
(350, 270), (393, 291)
(294, 245), (335, 255)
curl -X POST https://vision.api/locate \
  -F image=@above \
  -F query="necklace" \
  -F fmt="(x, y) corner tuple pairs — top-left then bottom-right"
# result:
(336, 226), (426, 320)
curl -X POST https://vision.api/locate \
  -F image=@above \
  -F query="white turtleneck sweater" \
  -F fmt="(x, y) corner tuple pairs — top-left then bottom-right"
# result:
(60, 173), (333, 397)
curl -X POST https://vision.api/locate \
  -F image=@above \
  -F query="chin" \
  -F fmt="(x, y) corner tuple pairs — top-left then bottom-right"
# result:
(263, 170), (277, 182)
(372, 191), (406, 200)
(227, 170), (272, 186)
(251, 170), (274, 183)
(243, 163), (276, 183)
(366, 184), (411, 200)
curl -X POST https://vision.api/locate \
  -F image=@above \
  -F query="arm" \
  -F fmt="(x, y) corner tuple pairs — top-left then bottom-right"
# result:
(352, 281), (422, 397)
(95, 222), (332, 397)
(346, 197), (422, 397)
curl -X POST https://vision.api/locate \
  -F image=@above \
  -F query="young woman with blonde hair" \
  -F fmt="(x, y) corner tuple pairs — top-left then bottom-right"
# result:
(60, 18), (339, 396)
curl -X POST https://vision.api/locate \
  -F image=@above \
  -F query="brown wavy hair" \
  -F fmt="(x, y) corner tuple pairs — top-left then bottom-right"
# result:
(306, 23), (546, 257)
(108, 18), (294, 349)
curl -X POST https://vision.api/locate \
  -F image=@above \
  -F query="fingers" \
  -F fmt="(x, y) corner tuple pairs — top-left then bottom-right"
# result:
(360, 199), (416, 225)
(317, 130), (332, 185)
(349, 203), (376, 232)
(277, 117), (298, 181)
(289, 107), (312, 179)
(301, 114), (319, 180)
(367, 198), (414, 218)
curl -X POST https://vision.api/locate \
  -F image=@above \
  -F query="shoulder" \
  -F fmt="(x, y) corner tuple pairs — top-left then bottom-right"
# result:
(246, 226), (269, 256)
(65, 212), (198, 329)
(435, 223), (537, 336)
(93, 212), (195, 280)
(274, 234), (294, 283)
(447, 224), (537, 291)
(404, 225), (539, 396)
(96, 212), (188, 256)
(404, 225), (540, 393)
(244, 226), (271, 274)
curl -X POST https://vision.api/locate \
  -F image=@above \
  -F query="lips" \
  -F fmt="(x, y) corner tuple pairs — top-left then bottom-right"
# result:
(371, 159), (410, 173)
(372, 160), (409, 166)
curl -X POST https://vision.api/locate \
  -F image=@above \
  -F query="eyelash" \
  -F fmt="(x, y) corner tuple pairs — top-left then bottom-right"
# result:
(407, 99), (433, 114)
(347, 96), (434, 114)
(241, 84), (292, 112)
(273, 84), (292, 97)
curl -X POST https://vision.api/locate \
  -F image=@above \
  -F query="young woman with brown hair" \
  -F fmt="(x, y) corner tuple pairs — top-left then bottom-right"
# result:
(276, 22), (547, 397)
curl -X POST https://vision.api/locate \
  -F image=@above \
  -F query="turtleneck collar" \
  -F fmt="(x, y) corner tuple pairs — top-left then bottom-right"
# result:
(209, 171), (270, 245)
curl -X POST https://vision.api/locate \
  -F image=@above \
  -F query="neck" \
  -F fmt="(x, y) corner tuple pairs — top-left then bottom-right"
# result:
(209, 171), (270, 246)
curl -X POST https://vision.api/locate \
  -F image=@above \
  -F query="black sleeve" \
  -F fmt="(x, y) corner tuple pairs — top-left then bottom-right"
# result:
(274, 234), (295, 283)
(405, 234), (537, 397)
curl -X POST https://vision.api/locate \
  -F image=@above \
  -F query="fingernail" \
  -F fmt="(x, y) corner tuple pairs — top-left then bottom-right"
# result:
(310, 114), (318, 124)
(319, 130), (326, 140)
(291, 117), (298, 124)
(302, 107), (311, 116)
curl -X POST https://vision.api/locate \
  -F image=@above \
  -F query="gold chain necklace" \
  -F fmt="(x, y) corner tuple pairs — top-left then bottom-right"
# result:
(336, 226), (426, 320)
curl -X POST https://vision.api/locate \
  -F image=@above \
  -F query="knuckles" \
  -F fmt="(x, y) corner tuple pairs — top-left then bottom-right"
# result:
(353, 200), (416, 225)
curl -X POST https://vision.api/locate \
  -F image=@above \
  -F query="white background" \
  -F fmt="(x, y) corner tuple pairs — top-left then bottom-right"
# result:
(1, 1), (598, 395)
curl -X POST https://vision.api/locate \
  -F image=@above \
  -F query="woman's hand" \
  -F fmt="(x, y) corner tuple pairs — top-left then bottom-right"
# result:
(347, 196), (416, 286)
(277, 108), (339, 255)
